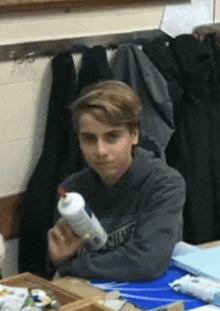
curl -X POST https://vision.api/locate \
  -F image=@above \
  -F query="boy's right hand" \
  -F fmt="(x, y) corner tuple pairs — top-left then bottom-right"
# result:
(47, 218), (89, 265)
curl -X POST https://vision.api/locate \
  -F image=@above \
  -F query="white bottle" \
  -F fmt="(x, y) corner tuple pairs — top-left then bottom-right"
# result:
(57, 189), (107, 250)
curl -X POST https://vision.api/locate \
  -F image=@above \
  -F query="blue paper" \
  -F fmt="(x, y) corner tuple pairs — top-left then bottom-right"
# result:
(92, 266), (205, 310)
(173, 247), (220, 282)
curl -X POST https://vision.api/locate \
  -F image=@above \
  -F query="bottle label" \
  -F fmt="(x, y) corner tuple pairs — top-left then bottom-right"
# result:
(84, 205), (92, 218)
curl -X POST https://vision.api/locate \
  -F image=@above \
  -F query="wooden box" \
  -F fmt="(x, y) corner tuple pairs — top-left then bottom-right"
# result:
(0, 272), (110, 311)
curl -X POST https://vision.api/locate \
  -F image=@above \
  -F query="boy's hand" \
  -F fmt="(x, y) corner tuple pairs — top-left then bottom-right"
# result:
(48, 218), (89, 265)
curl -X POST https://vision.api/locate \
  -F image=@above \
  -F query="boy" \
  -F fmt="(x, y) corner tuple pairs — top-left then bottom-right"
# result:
(47, 80), (185, 280)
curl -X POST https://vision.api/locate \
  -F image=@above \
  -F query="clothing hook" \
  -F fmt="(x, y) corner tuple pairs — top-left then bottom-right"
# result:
(9, 50), (24, 64)
(24, 52), (36, 63)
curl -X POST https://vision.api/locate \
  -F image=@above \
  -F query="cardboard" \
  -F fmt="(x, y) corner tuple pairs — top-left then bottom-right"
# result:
(61, 297), (112, 311)
(52, 277), (106, 303)
(150, 301), (184, 311)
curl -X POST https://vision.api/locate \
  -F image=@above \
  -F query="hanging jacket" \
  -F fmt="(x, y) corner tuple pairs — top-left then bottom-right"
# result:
(169, 35), (220, 244)
(142, 38), (185, 167)
(142, 38), (183, 108)
(111, 43), (175, 159)
(57, 45), (113, 184)
(18, 52), (78, 278)
(77, 45), (113, 94)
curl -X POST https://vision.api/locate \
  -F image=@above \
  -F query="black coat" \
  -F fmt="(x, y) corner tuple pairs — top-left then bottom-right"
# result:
(144, 34), (220, 244)
(77, 45), (113, 93)
(18, 52), (79, 278)
(170, 35), (220, 244)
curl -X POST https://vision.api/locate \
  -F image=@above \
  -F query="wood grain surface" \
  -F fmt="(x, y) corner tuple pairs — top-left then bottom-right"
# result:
(0, 0), (188, 13)
(0, 192), (24, 239)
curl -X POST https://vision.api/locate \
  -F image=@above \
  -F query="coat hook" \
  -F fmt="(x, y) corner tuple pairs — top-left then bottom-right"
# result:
(9, 50), (24, 64)
(24, 52), (36, 63)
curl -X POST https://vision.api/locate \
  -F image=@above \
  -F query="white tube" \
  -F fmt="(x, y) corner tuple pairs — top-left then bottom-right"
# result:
(58, 191), (107, 250)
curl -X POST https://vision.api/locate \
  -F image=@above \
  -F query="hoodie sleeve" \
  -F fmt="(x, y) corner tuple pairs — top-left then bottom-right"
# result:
(57, 170), (185, 281)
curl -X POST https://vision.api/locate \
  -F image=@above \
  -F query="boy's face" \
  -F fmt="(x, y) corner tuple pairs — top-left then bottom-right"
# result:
(78, 111), (138, 186)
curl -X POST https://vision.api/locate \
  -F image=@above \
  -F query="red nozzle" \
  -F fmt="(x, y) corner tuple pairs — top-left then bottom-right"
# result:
(58, 188), (67, 198)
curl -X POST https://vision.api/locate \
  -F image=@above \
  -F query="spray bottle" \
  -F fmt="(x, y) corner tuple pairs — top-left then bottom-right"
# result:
(57, 188), (107, 250)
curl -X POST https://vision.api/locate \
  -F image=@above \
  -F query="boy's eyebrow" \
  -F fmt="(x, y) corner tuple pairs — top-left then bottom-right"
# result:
(105, 130), (123, 134)
(80, 129), (123, 135)
(80, 132), (95, 136)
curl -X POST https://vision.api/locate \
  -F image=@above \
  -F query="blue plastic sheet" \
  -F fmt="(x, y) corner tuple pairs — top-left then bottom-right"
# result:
(91, 267), (205, 310)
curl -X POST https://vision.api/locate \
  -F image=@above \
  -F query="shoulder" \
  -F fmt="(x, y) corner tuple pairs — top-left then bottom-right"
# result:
(134, 147), (186, 190)
(59, 168), (90, 192)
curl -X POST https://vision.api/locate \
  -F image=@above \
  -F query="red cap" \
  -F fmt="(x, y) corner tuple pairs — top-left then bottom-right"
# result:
(58, 188), (67, 198)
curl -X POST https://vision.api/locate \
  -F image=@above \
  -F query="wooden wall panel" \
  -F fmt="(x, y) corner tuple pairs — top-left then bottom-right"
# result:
(0, 193), (24, 240)
(0, 0), (189, 13)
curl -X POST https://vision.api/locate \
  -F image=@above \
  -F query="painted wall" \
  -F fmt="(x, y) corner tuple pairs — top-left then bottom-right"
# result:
(215, 0), (220, 22)
(0, 5), (163, 46)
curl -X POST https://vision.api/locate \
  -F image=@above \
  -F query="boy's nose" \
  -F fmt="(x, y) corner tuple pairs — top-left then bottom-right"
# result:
(96, 139), (108, 156)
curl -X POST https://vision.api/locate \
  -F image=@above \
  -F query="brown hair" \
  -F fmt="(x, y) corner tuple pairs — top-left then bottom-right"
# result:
(70, 80), (142, 133)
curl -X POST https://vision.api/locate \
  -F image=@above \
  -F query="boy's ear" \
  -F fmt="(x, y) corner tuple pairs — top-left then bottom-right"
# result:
(132, 129), (139, 145)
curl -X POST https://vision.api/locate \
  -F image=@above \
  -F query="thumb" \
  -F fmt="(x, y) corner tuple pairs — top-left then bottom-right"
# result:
(79, 232), (90, 246)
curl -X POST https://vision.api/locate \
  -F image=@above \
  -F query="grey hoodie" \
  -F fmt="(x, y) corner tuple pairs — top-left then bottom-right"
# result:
(56, 147), (185, 281)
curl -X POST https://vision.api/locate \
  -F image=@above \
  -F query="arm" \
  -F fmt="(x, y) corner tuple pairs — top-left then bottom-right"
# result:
(57, 171), (185, 281)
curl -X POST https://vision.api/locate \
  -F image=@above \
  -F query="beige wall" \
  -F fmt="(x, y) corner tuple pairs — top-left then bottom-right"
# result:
(0, 5), (163, 45)
(0, 58), (51, 197)
(215, 0), (220, 22)
(0, 1), (218, 197)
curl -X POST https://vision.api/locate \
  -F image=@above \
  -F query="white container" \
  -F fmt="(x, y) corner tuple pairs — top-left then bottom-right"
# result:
(58, 191), (107, 250)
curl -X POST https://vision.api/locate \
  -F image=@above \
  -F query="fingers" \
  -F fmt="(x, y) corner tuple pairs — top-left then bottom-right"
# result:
(76, 232), (90, 249)
(49, 227), (73, 248)
(47, 226), (91, 265)
(48, 227), (66, 246)
(81, 232), (90, 243)
(55, 219), (73, 242)
(48, 220), (90, 247)
(56, 217), (72, 232)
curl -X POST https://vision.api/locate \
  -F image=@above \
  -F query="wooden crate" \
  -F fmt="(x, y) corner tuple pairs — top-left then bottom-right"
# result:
(0, 272), (111, 311)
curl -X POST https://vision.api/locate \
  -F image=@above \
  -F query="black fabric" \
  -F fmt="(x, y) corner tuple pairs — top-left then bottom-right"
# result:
(77, 45), (113, 94)
(18, 52), (78, 278)
(143, 35), (220, 244)
(203, 34), (220, 87)
(168, 35), (220, 244)
(142, 38), (184, 107)
(171, 35), (214, 95)
(143, 34), (220, 244)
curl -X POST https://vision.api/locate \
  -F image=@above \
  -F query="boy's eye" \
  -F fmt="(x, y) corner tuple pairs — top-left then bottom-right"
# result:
(81, 134), (96, 143)
(106, 132), (121, 142)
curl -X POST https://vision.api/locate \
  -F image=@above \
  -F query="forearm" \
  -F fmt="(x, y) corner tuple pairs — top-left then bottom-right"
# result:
(57, 225), (180, 281)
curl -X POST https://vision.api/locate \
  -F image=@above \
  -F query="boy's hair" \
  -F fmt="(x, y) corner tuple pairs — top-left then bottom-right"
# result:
(70, 80), (143, 133)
